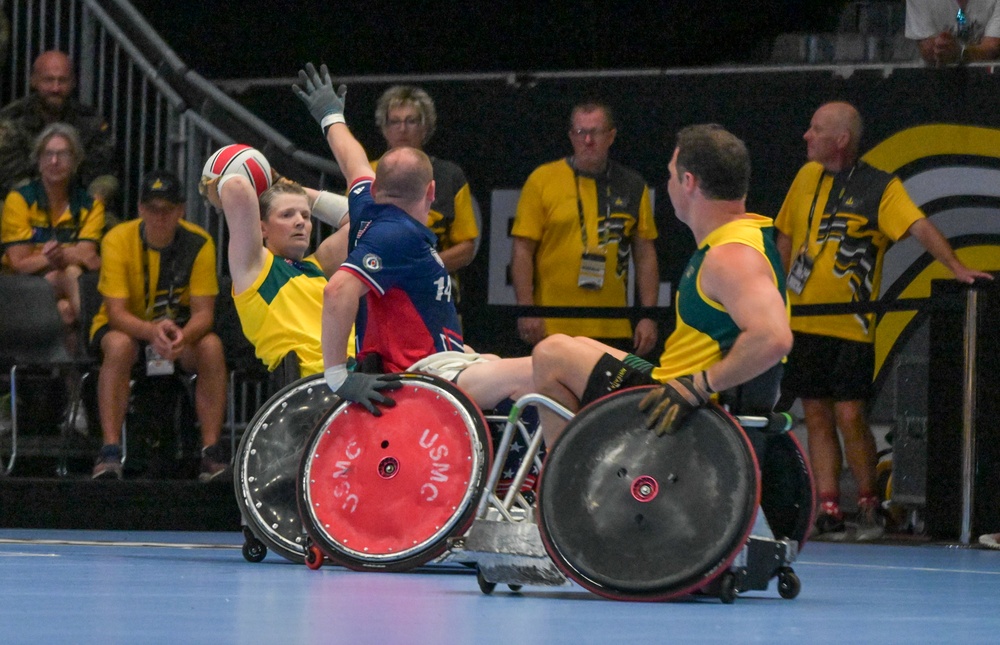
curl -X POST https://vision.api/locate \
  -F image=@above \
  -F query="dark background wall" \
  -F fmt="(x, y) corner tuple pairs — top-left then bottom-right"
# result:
(138, 1), (849, 77)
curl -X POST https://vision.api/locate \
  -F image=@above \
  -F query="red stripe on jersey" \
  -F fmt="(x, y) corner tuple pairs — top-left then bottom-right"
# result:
(442, 328), (463, 350)
(338, 265), (381, 295)
(349, 176), (376, 191)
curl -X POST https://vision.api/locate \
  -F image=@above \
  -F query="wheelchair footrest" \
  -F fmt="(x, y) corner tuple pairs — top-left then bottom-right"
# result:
(452, 518), (568, 587)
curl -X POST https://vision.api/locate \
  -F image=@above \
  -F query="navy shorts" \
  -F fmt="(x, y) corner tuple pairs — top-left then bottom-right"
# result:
(781, 332), (873, 401)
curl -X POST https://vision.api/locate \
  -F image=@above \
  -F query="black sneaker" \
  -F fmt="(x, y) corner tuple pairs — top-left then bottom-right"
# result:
(92, 444), (123, 480)
(198, 443), (231, 482)
(812, 511), (847, 541)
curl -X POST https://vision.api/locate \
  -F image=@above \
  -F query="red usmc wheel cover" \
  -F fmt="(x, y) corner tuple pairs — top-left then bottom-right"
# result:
(302, 379), (486, 561)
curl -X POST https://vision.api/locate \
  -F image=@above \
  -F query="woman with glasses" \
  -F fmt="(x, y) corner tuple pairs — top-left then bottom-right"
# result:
(373, 86), (480, 298)
(1, 121), (104, 328)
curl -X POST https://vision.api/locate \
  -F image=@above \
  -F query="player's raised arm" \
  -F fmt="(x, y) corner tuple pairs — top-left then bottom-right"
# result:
(293, 63), (372, 185)
(200, 146), (273, 294)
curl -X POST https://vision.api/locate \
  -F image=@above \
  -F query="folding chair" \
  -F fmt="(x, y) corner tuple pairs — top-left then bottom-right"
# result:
(0, 274), (92, 475)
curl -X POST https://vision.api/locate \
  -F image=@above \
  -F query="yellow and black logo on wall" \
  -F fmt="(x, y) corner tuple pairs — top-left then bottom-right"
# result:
(864, 124), (1000, 387)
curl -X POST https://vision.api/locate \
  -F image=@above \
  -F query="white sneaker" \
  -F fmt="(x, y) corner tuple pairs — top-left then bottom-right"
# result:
(979, 534), (1000, 550)
(852, 503), (885, 542)
(58, 406), (89, 436)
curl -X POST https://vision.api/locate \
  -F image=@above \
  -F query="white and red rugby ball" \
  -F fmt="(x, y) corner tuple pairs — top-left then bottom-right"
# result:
(202, 144), (272, 197)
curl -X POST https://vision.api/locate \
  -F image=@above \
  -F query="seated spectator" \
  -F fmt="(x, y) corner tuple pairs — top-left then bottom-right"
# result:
(204, 172), (353, 377)
(0, 51), (118, 212)
(906, 0), (1000, 64)
(89, 170), (228, 481)
(2, 122), (103, 334)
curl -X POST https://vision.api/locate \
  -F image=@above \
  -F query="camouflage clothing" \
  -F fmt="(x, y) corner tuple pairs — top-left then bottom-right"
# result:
(0, 93), (117, 196)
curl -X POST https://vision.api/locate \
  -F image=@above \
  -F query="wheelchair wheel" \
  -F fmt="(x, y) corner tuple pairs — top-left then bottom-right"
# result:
(756, 431), (815, 546)
(234, 373), (339, 563)
(538, 387), (760, 601)
(298, 373), (492, 572)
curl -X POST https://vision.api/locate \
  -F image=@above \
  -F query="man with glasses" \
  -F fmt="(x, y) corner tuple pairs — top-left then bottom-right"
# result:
(511, 101), (659, 356)
(374, 86), (480, 298)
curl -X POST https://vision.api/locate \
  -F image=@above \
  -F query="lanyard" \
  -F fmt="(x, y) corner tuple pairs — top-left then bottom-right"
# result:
(140, 224), (177, 319)
(39, 188), (82, 243)
(803, 164), (856, 254)
(571, 159), (611, 249)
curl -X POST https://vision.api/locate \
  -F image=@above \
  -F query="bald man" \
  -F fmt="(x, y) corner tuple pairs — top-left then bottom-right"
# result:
(0, 50), (117, 201)
(775, 101), (992, 541)
(293, 63), (534, 415)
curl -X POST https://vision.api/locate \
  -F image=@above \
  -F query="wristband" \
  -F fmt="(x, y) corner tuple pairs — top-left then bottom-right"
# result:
(700, 370), (716, 395)
(324, 363), (349, 392)
(311, 191), (349, 230)
(321, 113), (346, 134)
(215, 172), (242, 195)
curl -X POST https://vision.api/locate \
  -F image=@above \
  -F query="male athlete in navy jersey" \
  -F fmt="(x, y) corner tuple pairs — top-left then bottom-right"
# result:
(294, 63), (533, 415)
(343, 176), (464, 373)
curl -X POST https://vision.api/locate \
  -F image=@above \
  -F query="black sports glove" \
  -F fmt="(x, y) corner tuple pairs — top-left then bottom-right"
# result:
(638, 372), (712, 436)
(336, 372), (402, 417)
(292, 62), (347, 134)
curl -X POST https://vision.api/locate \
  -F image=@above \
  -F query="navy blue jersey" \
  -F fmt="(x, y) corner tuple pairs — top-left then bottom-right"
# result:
(342, 179), (464, 372)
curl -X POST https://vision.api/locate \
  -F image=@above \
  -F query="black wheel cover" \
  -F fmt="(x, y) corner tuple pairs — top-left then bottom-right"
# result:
(539, 388), (759, 600)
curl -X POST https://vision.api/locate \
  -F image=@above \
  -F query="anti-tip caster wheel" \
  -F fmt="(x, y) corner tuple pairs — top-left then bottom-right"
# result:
(477, 569), (496, 595)
(305, 543), (324, 571)
(718, 571), (738, 604)
(777, 567), (801, 599)
(242, 538), (267, 563)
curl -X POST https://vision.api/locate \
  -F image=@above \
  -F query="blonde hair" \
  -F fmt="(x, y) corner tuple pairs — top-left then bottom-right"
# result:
(258, 181), (307, 220)
(375, 85), (437, 144)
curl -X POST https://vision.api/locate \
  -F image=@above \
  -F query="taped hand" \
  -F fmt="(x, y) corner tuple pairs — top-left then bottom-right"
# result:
(638, 372), (712, 436)
(292, 62), (347, 133)
(334, 372), (402, 417)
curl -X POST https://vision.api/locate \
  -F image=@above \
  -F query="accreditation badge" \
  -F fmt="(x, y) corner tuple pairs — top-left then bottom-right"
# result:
(145, 345), (175, 376)
(578, 247), (607, 290)
(786, 250), (814, 295)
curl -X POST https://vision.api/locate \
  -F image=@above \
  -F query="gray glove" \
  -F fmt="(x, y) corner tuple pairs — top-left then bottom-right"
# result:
(336, 372), (402, 417)
(292, 62), (347, 133)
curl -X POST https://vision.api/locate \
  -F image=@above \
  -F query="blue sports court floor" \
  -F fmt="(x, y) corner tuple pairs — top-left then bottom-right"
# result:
(1, 529), (997, 644)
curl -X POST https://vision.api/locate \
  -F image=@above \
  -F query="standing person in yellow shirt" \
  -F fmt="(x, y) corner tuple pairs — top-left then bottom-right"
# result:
(775, 101), (993, 541)
(511, 101), (659, 356)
